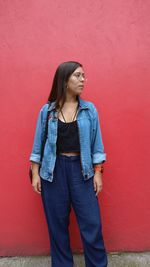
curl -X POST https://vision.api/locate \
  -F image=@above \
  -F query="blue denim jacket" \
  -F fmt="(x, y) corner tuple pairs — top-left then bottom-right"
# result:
(29, 97), (106, 182)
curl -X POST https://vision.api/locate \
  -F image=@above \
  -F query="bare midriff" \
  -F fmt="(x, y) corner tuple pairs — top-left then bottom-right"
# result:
(59, 152), (80, 156)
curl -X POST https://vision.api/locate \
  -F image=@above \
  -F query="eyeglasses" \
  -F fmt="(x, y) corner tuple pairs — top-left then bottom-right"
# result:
(72, 72), (87, 81)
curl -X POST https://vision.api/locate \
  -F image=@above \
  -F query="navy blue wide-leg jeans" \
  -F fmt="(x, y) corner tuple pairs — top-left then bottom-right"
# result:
(41, 154), (108, 267)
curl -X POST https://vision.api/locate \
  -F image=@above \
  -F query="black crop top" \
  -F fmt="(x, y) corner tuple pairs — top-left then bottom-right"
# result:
(56, 119), (80, 153)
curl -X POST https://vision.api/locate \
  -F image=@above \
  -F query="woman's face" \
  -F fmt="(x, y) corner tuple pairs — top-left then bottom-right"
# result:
(66, 67), (86, 97)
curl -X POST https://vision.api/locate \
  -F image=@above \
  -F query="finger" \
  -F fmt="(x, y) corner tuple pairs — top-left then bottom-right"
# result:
(95, 182), (98, 196)
(93, 180), (97, 191)
(33, 186), (38, 193)
(37, 181), (41, 193)
(95, 185), (102, 196)
(32, 184), (39, 194)
(34, 187), (41, 194)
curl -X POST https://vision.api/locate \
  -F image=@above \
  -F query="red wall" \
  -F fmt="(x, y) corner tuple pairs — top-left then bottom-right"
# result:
(0, 0), (150, 256)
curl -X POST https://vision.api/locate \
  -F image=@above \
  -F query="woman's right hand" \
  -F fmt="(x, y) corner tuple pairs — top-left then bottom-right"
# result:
(32, 174), (41, 194)
(30, 162), (41, 194)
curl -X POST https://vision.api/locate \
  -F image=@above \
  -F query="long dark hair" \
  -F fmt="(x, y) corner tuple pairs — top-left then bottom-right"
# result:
(48, 61), (82, 110)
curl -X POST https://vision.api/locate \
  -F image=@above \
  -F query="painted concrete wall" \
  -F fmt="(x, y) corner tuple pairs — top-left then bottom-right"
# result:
(0, 0), (150, 255)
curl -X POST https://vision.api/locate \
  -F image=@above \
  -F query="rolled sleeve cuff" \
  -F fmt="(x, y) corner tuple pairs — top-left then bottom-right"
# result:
(29, 153), (41, 165)
(92, 153), (106, 164)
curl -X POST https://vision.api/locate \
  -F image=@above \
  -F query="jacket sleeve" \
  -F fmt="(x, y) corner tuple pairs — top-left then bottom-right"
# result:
(91, 105), (106, 164)
(29, 105), (47, 165)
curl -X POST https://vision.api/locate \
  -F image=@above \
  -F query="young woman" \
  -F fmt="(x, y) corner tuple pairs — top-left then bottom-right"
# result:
(29, 61), (108, 267)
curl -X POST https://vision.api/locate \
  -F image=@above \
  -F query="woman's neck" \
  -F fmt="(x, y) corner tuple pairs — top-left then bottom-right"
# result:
(59, 95), (79, 107)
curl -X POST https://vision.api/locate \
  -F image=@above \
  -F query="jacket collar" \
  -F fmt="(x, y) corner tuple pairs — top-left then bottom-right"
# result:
(47, 97), (89, 112)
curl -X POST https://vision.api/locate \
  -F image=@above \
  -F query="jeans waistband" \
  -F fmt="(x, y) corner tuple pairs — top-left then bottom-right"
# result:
(56, 154), (80, 162)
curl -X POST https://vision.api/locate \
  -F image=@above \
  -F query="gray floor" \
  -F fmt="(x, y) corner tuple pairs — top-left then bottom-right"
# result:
(0, 253), (150, 267)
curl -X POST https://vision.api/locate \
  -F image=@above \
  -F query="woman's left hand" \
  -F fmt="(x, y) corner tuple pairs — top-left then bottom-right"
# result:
(93, 172), (103, 196)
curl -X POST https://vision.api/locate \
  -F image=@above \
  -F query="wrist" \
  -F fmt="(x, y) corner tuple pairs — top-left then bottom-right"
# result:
(93, 164), (104, 173)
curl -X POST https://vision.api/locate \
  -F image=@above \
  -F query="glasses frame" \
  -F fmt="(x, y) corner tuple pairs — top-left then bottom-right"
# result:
(72, 72), (87, 82)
